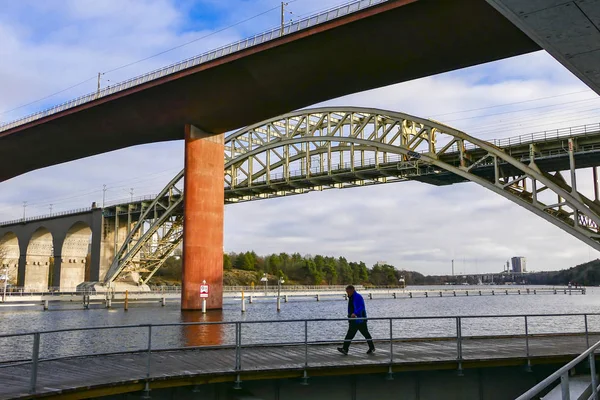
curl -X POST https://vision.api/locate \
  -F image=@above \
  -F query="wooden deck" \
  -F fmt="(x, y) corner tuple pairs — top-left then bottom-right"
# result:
(1, 334), (598, 399)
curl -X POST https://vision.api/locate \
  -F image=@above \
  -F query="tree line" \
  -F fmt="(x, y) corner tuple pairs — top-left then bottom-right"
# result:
(156, 250), (429, 286)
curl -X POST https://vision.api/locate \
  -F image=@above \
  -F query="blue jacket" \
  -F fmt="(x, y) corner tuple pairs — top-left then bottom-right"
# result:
(348, 292), (367, 323)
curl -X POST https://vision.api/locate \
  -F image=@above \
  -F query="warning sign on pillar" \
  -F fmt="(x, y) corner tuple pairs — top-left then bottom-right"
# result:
(200, 283), (210, 298)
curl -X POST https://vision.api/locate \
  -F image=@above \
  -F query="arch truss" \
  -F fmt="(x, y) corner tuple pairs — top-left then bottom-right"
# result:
(106, 107), (600, 283)
(224, 107), (600, 251)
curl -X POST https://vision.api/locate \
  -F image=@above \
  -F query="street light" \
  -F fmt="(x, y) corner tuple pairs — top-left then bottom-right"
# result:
(277, 276), (285, 298)
(260, 273), (268, 296)
(399, 275), (406, 289)
(277, 276), (285, 312)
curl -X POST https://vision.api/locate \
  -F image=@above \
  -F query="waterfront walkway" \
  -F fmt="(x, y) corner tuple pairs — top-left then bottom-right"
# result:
(0, 314), (598, 399)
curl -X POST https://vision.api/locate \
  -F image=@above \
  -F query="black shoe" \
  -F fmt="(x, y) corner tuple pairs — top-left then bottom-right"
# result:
(367, 348), (376, 354)
(337, 347), (348, 355)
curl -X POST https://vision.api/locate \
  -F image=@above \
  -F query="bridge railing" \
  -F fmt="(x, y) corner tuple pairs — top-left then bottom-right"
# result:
(103, 194), (158, 208)
(0, 312), (599, 394)
(0, 0), (389, 134)
(0, 207), (94, 227)
(443, 122), (600, 153)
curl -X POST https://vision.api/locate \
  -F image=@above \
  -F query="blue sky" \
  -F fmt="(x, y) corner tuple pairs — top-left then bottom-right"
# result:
(1, 0), (600, 275)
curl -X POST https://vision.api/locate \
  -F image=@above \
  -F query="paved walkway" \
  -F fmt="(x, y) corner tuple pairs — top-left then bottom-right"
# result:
(0, 334), (597, 399)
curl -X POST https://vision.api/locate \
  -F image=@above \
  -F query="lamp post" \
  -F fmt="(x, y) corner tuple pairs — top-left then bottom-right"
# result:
(277, 277), (285, 298)
(277, 276), (285, 311)
(260, 273), (268, 296)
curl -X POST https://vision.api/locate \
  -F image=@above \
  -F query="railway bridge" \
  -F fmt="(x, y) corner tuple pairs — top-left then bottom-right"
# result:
(1, 108), (600, 294)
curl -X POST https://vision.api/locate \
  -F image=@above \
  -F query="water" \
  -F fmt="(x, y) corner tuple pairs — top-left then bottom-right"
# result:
(1, 285), (599, 363)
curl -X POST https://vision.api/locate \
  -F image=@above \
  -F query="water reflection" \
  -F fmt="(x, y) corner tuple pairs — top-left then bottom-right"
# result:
(180, 310), (225, 347)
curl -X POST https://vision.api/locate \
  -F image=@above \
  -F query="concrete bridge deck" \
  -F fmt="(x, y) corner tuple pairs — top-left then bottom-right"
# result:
(0, 333), (597, 399)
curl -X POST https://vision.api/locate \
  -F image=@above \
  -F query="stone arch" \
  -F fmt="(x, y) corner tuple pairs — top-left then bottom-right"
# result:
(59, 222), (92, 290)
(25, 227), (53, 291)
(0, 232), (19, 285)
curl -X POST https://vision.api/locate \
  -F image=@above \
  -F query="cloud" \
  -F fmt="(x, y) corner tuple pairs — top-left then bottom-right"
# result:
(1, 0), (600, 275)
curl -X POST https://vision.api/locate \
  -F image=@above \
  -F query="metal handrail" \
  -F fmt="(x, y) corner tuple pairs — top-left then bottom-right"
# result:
(0, 207), (94, 227)
(0, 0), (389, 133)
(517, 339), (600, 399)
(0, 312), (597, 394)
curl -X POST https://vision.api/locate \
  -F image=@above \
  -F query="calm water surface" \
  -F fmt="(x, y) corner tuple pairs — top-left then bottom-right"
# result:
(1, 285), (599, 362)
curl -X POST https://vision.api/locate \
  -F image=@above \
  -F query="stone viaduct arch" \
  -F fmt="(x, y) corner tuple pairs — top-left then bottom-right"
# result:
(24, 227), (53, 291)
(0, 232), (19, 285)
(0, 209), (103, 290)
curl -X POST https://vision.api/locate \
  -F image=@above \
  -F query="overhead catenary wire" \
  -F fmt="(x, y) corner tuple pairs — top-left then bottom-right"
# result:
(428, 89), (592, 118)
(442, 96), (600, 124)
(0, 2), (290, 118)
(466, 105), (600, 135)
(0, 167), (182, 215)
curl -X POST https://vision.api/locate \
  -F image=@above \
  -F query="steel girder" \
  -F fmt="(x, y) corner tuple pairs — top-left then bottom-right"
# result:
(225, 107), (600, 251)
(103, 170), (184, 285)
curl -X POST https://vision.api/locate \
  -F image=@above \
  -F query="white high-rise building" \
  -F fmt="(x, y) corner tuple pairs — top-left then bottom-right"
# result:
(511, 257), (526, 273)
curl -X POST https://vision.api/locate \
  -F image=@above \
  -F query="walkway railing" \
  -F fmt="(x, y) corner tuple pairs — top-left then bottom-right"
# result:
(0, 313), (598, 394)
(517, 338), (600, 399)
(0, 0), (389, 134)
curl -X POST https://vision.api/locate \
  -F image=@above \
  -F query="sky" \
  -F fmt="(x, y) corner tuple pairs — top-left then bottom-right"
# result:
(1, 0), (600, 276)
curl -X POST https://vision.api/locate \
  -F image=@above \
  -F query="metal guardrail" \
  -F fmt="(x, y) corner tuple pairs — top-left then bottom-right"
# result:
(0, 0), (389, 134)
(0, 312), (598, 394)
(103, 194), (157, 208)
(517, 339), (600, 399)
(0, 207), (93, 227)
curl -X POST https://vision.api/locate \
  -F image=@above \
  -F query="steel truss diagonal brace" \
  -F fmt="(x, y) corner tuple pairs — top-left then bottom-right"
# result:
(104, 170), (184, 284)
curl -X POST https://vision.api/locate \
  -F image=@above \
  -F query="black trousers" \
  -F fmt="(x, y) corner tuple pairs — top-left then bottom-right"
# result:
(343, 321), (374, 351)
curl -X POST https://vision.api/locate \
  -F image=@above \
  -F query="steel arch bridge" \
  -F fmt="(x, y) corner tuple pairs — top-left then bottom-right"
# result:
(104, 107), (600, 284)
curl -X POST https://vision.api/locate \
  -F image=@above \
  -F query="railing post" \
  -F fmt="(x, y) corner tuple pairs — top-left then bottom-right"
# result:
(387, 318), (394, 380)
(234, 322), (242, 389)
(456, 317), (463, 376)
(301, 320), (309, 385)
(30, 332), (40, 393)
(561, 372), (570, 400)
(585, 314), (590, 349)
(525, 316), (531, 372)
(146, 325), (152, 378)
(590, 352), (598, 400)
(141, 325), (152, 398)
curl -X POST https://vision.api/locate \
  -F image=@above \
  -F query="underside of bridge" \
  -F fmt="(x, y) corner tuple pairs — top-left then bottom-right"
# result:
(0, 0), (541, 182)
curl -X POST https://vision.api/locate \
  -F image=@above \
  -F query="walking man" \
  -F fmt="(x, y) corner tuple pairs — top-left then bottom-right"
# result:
(338, 285), (375, 355)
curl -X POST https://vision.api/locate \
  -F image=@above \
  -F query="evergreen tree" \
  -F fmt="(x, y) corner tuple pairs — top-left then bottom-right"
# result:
(223, 253), (233, 270)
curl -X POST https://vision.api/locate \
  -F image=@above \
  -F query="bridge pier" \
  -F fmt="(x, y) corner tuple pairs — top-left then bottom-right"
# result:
(181, 125), (224, 310)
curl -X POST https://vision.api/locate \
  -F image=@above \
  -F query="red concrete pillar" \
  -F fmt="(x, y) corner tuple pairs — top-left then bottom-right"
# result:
(182, 125), (224, 310)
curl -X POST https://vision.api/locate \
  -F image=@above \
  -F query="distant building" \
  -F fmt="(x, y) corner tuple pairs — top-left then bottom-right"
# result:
(375, 261), (388, 267)
(511, 257), (526, 273)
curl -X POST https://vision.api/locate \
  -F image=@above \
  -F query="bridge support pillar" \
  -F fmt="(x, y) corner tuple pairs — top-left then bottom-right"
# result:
(182, 125), (224, 310)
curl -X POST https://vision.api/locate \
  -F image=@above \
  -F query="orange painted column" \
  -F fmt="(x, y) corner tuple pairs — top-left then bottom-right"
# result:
(182, 125), (224, 310)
